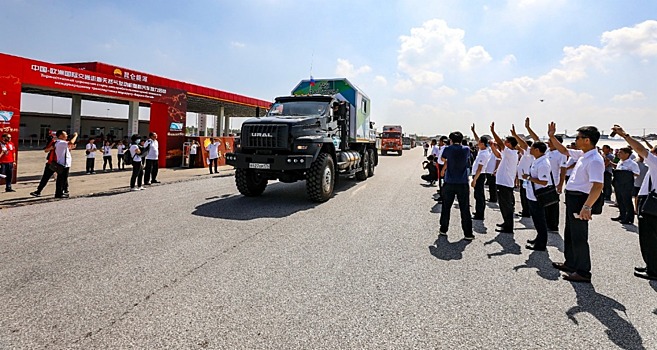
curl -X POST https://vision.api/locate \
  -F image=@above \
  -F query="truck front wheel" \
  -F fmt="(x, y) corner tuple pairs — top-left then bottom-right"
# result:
(355, 150), (369, 181)
(235, 168), (268, 197)
(307, 153), (335, 202)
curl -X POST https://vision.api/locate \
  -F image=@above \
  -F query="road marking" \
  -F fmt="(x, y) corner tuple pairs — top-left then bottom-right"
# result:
(352, 184), (367, 197)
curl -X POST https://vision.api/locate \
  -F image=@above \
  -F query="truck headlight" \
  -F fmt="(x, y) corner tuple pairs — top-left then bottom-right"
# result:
(296, 145), (308, 150)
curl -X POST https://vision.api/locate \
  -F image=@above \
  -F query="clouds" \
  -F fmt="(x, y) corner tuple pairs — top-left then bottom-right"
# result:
(335, 58), (371, 79)
(611, 91), (646, 103)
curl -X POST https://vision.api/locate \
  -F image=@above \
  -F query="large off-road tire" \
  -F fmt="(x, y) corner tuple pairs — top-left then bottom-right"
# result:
(355, 150), (369, 181)
(367, 149), (375, 177)
(235, 168), (268, 197)
(382, 150), (387, 156)
(306, 153), (335, 202)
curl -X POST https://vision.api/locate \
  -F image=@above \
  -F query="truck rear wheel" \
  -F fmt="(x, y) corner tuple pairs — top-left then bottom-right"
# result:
(367, 149), (375, 177)
(382, 150), (387, 156)
(355, 150), (369, 181)
(307, 153), (335, 202)
(235, 168), (268, 197)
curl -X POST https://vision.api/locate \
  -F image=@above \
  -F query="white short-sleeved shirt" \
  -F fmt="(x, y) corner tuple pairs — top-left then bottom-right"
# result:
(86, 143), (97, 158)
(565, 149), (605, 194)
(635, 161), (649, 187)
(495, 148), (519, 188)
(54, 140), (72, 168)
(129, 144), (142, 163)
(617, 158), (640, 175)
(472, 148), (491, 174)
(547, 150), (566, 182)
(517, 147), (534, 179)
(207, 142), (220, 159)
(144, 139), (159, 160)
(117, 144), (125, 154)
(436, 145), (446, 165)
(190, 144), (198, 155)
(638, 153), (657, 196)
(430, 145), (440, 157)
(485, 148), (499, 174)
(102, 145), (112, 156)
(525, 154), (552, 201)
(562, 156), (577, 177)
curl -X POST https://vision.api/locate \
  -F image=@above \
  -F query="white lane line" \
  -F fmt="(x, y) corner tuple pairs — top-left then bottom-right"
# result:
(352, 184), (367, 197)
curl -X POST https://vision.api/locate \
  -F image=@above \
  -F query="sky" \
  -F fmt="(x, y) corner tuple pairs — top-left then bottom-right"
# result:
(2, 0), (657, 137)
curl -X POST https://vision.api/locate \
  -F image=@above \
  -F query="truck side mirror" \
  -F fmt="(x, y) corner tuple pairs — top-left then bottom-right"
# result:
(337, 103), (348, 121)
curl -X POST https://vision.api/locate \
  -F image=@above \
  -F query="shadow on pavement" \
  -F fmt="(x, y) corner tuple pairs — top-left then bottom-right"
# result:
(430, 202), (442, 214)
(566, 283), (645, 350)
(192, 180), (357, 221)
(513, 250), (560, 281)
(651, 281), (657, 316)
(473, 221), (487, 234)
(621, 223), (638, 233)
(548, 232), (565, 253)
(428, 235), (471, 261)
(484, 233), (521, 259)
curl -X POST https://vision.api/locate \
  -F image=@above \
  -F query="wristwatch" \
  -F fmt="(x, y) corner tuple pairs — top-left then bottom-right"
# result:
(582, 205), (592, 211)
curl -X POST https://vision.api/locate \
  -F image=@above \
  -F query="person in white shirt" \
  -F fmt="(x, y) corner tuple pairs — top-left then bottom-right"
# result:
(143, 132), (160, 185)
(85, 138), (98, 174)
(101, 141), (114, 172)
(470, 124), (492, 220)
(484, 144), (499, 203)
(54, 130), (78, 198)
(610, 147), (640, 224)
(522, 141), (552, 251)
(612, 125), (657, 280)
(511, 124), (534, 218)
(206, 137), (222, 174)
(128, 134), (144, 191)
(490, 122), (519, 234)
(189, 140), (199, 168)
(433, 136), (449, 200)
(548, 122), (604, 283)
(116, 141), (126, 170)
(634, 155), (649, 215)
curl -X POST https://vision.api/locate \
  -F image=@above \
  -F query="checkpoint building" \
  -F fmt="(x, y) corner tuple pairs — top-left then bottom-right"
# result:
(0, 52), (271, 182)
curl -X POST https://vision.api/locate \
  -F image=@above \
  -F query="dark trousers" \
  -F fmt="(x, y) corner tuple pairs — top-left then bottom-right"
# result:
(144, 159), (159, 182)
(603, 171), (613, 200)
(497, 185), (515, 232)
(209, 158), (218, 173)
(130, 161), (144, 188)
(473, 175), (486, 219)
(614, 172), (635, 223)
(189, 154), (197, 168)
(528, 199), (548, 249)
(439, 183), (473, 236)
(55, 167), (70, 197)
(117, 155), (124, 169)
(545, 198), (560, 230)
(1, 162), (13, 189)
(423, 149), (428, 156)
(86, 158), (95, 173)
(36, 163), (55, 193)
(486, 174), (497, 202)
(638, 196), (657, 276)
(564, 191), (592, 278)
(103, 156), (113, 170)
(519, 186), (531, 217)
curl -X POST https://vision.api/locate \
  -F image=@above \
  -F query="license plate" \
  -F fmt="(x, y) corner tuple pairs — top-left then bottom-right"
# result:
(249, 163), (270, 169)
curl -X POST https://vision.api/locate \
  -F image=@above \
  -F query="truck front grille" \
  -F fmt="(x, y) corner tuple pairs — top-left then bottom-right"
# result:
(241, 124), (289, 150)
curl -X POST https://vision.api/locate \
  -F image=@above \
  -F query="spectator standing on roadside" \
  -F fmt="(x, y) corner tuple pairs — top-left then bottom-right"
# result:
(470, 124), (491, 220)
(129, 134), (144, 191)
(490, 122), (519, 234)
(610, 147), (639, 225)
(143, 132), (160, 185)
(206, 137), (221, 174)
(54, 130), (78, 198)
(423, 141), (429, 157)
(0, 133), (17, 192)
(438, 131), (474, 241)
(602, 145), (615, 201)
(85, 138), (98, 174)
(101, 141), (114, 172)
(30, 135), (58, 197)
(611, 125), (657, 280)
(522, 141), (552, 251)
(189, 140), (199, 168)
(548, 122), (604, 283)
(116, 141), (126, 170)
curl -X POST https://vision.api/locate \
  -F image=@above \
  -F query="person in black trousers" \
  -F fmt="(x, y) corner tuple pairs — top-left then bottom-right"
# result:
(522, 141), (551, 251)
(129, 134), (144, 191)
(610, 147), (640, 224)
(602, 145), (614, 201)
(438, 131), (473, 240)
(53, 130), (78, 198)
(613, 125), (657, 280)
(490, 122), (519, 234)
(469, 124), (492, 220)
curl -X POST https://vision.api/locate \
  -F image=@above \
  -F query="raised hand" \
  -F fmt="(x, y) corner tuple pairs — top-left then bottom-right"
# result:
(490, 122), (495, 132)
(611, 124), (627, 138)
(525, 117), (530, 129)
(548, 122), (556, 137)
(471, 123), (476, 133)
(511, 124), (517, 136)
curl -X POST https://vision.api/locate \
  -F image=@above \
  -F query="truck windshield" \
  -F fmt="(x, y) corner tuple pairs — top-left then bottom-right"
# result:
(381, 132), (401, 138)
(268, 101), (329, 118)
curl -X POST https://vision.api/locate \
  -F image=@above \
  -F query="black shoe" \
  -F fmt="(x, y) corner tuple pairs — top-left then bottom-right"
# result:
(633, 271), (657, 280)
(611, 217), (622, 221)
(525, 244), (546, 251)
(496, 223), (504, 227)
(472, 216), (484, 220)
(620, 221), (634, 225)
(5, 188), (16, 192)
(495, 228), (513, 233)
(552, 262), (575, 273)
(527, 239), (536, 244)
(151, 180), (161, 184)
(30, 191), (41, 197)
(635, 267), (647, 273)
(144, 182), (151, 186)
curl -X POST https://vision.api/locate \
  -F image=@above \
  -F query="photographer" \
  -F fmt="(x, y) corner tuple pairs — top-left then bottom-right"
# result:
(128, 134), (145, 191)
(421, 155), (438, 186)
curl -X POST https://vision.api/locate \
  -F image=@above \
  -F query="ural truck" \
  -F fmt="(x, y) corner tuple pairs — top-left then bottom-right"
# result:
(381, 125), (403, 155)
(225, 78), (378, 202)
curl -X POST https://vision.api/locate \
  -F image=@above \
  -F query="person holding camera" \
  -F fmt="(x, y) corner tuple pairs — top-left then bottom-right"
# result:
(129, 134), (145, 191)
(143, 132), (160, 185)
(421, 155), (438, 186)
(85, 138), (98, 174)
(53, 130), (78, 198)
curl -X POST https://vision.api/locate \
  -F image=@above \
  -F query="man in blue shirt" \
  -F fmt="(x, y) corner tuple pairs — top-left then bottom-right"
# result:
(439, 131), (474, 240)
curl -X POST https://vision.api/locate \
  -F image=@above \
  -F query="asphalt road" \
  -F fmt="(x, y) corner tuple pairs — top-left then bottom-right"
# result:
(1, 147), (656, 349)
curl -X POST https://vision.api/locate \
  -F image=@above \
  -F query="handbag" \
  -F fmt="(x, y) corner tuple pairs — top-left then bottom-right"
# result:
(531, 170), (559, 208)
(640, 178), (657, 217)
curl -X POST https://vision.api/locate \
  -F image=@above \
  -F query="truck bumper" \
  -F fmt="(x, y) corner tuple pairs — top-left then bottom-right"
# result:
(225, 153), (314, 171)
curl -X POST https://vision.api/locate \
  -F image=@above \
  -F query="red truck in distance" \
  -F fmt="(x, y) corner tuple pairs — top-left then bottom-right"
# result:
(381, 125), (403, 156)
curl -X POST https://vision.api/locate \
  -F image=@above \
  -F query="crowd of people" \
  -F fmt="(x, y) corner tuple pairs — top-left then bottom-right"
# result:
(422, 119), (657, 283)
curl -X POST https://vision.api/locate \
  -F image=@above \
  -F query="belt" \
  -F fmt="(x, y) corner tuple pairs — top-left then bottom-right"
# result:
(565, 190), (587, 196)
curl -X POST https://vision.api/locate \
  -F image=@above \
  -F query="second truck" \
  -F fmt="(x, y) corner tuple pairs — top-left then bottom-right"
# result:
(225, 78), (378, 202)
